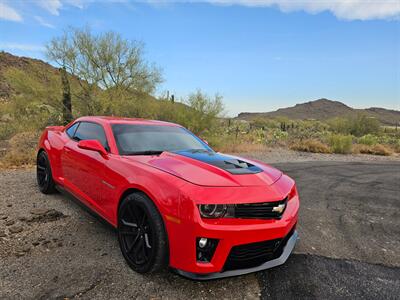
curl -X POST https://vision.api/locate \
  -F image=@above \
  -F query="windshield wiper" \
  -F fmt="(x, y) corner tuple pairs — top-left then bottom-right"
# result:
(125, 150), (164, 156)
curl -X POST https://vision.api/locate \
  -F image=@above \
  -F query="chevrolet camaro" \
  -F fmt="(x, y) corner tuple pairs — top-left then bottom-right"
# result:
(36, 116), (299, 280)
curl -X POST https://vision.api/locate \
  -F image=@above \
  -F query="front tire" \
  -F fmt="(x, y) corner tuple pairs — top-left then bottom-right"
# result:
(36, 151), (57, 194)
(118, 192), (168, 273)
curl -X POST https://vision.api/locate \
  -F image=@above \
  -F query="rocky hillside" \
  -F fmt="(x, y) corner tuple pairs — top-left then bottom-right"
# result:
(0, 51), (62, 102)
(237, 98), (400, 126)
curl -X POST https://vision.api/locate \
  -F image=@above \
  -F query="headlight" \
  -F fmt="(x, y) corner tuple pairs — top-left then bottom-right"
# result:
(198, 204), (227, 218)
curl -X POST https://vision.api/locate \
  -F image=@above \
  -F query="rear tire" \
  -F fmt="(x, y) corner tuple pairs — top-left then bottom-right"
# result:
(118, 192), (168, 273)
(36, 151), (57, 194)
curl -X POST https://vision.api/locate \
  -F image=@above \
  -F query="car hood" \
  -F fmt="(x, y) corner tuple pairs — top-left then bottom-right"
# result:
(126, 150), (282, 187)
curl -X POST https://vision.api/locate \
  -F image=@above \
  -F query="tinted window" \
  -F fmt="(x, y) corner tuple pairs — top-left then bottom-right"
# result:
(74, 122), (108, 149)
(66, 122), (79, 138)
(112, 124), (211, 155)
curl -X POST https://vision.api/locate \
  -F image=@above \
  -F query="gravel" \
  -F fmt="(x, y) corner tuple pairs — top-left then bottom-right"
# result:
(236, 147), (400, 164)
(0, 169), (260, 299)
(1, 149), (399, 299)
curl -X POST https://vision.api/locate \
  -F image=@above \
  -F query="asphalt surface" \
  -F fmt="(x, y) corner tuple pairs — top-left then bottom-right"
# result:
(0, 161), (399, 299)
(259, 161), (400, 300)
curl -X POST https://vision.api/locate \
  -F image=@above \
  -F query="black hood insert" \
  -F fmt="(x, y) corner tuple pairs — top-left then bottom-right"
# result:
(172, 150), (263, 175)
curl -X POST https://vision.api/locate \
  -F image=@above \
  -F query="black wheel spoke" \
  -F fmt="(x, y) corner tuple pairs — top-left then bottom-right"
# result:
(128, 205), (140, 223)
(121, 219), (138, 228)
(140, 213), (147, 227)
(120, 201), (154, 268)
(127, 233), (141, 253)
(120, 230), (137, 236)
(37, 155), (48, 188)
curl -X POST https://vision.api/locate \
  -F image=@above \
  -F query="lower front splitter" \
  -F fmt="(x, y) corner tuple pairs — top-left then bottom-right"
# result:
(174, 230), (299, 281)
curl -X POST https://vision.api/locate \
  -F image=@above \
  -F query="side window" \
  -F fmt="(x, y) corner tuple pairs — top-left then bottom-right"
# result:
(66, 122), (79, 138)
(73, 122), (109, 150)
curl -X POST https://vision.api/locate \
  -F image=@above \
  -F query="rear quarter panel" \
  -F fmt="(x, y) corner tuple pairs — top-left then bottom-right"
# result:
(38, 126), (66, 183)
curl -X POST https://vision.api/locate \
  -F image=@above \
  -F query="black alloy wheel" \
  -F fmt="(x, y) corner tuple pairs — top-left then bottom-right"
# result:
(118, 192), (168, 273)
(36, 151), (57, 194)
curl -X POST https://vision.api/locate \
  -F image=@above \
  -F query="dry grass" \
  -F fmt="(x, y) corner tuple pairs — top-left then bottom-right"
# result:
(0, 131), (39, 168)
(290, 139), (331, 154)
(352, 144), (393, 156)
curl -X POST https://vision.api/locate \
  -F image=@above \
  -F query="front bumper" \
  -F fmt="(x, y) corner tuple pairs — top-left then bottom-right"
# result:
(164, 174), (299, 278)
(174, 229), (298, 280)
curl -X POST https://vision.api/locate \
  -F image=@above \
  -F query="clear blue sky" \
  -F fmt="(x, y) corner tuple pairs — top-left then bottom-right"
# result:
(1, 0), (399, 116)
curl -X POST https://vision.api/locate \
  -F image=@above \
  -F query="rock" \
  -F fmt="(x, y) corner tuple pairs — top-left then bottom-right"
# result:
(1, 216), (7, 220)
(27, 209), (66, 223)
(30, 208), (49, 216)
(15, 252), (25, 257)
(5, 220), (15, 226)
(32, 241), (40, 246)
(7, 204), (12, 207)
(57, 242), (63, 247)
(18, 217), (27, 222)
(9, 225), (23, 234)
(22, 245), (31, 252)
(0, 230), (6, 237)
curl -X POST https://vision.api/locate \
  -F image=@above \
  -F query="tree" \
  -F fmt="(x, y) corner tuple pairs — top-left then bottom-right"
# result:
(185, 90), (225, 134)
(46, 27), (163, 115)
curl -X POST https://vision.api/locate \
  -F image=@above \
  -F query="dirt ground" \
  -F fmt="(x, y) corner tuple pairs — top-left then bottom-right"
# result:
(0, 151), (399, 299)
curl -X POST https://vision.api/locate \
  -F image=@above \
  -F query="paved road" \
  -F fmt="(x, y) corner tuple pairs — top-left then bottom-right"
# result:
(0, 161), (399, 299)
(259, 161), (400, 299)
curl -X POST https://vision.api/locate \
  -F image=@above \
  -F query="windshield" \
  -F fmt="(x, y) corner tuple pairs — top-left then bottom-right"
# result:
(112, 124), (212, 155)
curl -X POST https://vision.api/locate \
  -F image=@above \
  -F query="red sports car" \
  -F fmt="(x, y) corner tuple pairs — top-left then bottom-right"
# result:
(37, 116), (299, 280)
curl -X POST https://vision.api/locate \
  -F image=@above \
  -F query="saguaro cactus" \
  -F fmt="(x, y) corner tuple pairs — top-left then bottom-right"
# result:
(60, 67), (73, 124)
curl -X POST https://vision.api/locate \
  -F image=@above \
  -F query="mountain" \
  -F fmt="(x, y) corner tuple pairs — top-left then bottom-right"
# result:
(237, 98), (400, 126)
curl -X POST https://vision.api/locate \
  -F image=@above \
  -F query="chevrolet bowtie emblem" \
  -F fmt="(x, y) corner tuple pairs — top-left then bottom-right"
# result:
(272, 204), (286, 213)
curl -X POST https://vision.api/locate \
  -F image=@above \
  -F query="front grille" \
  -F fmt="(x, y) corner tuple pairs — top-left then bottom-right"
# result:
(223, 226), (295, 271)
(234, 198), (287, 219)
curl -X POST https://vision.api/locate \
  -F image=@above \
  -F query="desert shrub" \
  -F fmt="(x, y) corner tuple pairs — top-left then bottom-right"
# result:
(290, 139), (331, 154)
(328, 114), (381, 137)
(390, 138), (400, 153)
(358, 134), (379, 146)
(329, 134), (353, 154)
(0, 123), (17, 140)
(353, 144), (393, 156)
(266, 128), (288, 146)
(1, 131), (39, 167)
(251, 118), (279, 129)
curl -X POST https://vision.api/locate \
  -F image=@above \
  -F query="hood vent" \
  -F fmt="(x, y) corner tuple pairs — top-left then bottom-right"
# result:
(173, 150), (263, 175)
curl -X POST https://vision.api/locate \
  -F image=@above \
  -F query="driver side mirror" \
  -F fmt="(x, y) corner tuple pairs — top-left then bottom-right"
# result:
(78, 140), (108, 156)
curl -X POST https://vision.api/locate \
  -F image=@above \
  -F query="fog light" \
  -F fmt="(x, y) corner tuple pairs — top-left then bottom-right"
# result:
(198, 237), (208, 248)
(196, 237), (219, 263)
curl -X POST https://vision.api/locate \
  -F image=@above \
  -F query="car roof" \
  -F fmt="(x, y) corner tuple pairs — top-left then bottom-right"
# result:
(75, 116), (181, 127)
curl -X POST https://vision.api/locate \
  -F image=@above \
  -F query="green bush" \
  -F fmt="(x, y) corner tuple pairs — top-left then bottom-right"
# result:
(358, 134), (378, 146)
(328, 114), (381, 137)
(329, 134), (353, 154)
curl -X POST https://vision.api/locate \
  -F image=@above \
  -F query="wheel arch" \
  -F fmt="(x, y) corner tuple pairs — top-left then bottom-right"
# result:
(116, 187), (171, 264)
